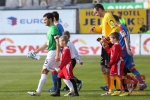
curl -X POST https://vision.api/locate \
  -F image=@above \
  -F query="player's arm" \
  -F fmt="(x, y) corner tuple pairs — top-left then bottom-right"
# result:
(74, 47), (83, 65)
(55, 37), (60, 61)
(58, 49), (70, 69)
(120, 28), (133, 56)
(57, 24), (64, 36)
(90, 25), (102, 33)
(108, 45), (119, 67)
(34, 42), (47, 54)
(52, 27), (61, 61)
(124, 37), (133, 56)
(70, 42), (83, 65)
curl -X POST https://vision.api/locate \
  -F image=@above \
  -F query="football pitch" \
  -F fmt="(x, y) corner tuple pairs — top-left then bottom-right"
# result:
(0, 56), (150, 100)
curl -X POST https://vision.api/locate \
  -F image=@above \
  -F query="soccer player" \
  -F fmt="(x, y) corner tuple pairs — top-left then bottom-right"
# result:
(62, 31), (83, 91)
(113, 15), (147, 96)
(46, 11), (64, 92)
(27, 12), (60, 96)
(116, 12), (127, 27)
(89, 4), (119, 90)
(52, 11), (64, 36)
(101, 32), (124, 96)
(51, 35), (79, 97)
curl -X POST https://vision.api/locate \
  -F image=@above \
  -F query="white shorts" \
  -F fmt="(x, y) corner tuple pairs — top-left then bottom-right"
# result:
(43, 50), (60, 72)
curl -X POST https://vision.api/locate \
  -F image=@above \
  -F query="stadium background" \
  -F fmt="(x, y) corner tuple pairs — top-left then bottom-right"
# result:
(0, 0), (150, 56)
(0, 0), (150, 100)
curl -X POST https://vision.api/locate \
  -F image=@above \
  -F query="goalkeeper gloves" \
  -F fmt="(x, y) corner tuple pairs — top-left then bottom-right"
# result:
(27, 51), (40, 60)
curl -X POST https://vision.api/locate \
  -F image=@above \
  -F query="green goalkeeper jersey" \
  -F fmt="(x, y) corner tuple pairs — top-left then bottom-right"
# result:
(47, 24), (60, 51)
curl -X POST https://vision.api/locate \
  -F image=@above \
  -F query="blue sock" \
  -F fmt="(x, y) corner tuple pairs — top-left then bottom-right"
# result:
(52, 73), (58, 89)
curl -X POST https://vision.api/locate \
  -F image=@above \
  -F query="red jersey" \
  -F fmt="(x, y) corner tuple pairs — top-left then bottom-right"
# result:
(58, 47), (72, 69)
(57, 47), (74, 79)
(105, 43), (124, 76)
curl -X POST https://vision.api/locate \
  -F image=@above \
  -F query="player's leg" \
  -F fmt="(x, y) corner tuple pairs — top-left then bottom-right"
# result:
(27, 68), (49, 96)
(35, 50), (59, 94)
(119, 50), (132, 96)
(50, 78), (62, 97)
(49, 70), (58, 92)
(36, 69), (49, 93)
(63, 79), (74, 93)
(72, 58), (83, 91)
(61, 58), (76, 91)
(28, 51), (57, 96)
(100, 45), (112, 91)
(66, 64), (79, 96)
(70, 79), (79, 96)
(50, 71), (63, 97)
(111, 76), (121, 96)
(100, 65), (109, 90)
(61, 59), (76, 91)
(46, 70), (58, 92)
(109, 76), (115, 93)
(129, 67), (147, 90)
(46, 51), (60, 92)
(119, 68), (130, 96)
(101, 76), (114, 96)
(100, 55), (109, 90)
(112, 60), (123, 96)
(127, 56), (147, 90)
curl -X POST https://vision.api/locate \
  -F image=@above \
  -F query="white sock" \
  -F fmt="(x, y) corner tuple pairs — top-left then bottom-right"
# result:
(63, 79), (74, 92)
(36, 74), (47, 93)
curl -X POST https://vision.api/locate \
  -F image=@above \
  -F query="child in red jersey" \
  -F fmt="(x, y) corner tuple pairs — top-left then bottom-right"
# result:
(101, 32), (124, 96)
(51, 35), (78, 97)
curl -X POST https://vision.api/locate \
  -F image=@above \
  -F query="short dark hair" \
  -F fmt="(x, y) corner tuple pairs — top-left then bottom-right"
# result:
(63, 31), (70, 39)
(113, 15), (119, 22)
(110, 32), (120, 40)
(93, 4), (104, 10)
(43, 13), (54, 22)
(52, 11), (59, 21)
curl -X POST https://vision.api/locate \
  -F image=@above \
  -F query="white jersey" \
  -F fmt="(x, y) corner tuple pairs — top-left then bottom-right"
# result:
(67, 40), (82, 64)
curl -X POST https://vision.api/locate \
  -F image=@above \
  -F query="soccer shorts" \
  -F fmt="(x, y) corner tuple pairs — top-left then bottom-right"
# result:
(43, 50), (60, 72)
(71, 58), (76, 68)
(110, 59), (124, 76)
(57, 63), (74, 80)
(100, 43), (113, 67)
(122, 50), (135, 69)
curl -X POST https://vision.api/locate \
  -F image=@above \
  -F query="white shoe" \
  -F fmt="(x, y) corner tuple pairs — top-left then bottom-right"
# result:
(101, 92), (111, 96)
(64, 92), (74, 96)
(27, 91), (40, 96)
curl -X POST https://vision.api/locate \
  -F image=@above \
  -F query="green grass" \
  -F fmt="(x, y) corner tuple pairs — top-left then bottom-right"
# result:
(0, 56), (150, 100)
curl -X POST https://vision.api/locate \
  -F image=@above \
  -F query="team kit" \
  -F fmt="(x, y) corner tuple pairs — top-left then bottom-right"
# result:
(27, 4), (147, 97)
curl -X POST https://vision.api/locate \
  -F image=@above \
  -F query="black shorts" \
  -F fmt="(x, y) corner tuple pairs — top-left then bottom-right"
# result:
(123, 67), (131, 75)
(100, 43), (113, 67)
(71, 58), (76, 68)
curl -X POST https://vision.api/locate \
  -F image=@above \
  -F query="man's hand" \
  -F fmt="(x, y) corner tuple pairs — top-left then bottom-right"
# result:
(80, 62), (83, 65)
(127, 49), (133, 56)
(89, 27), (95, 33)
